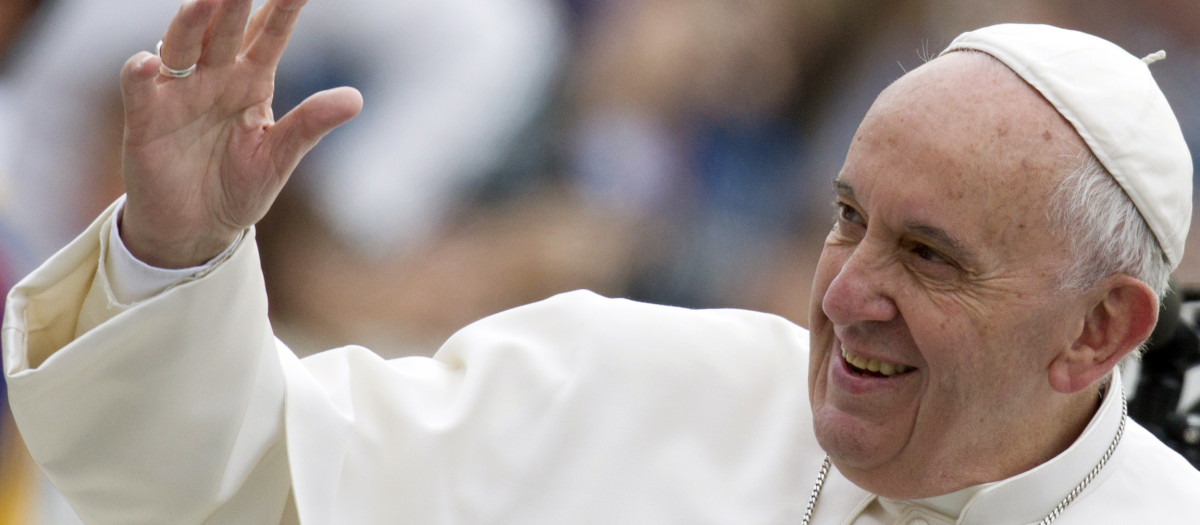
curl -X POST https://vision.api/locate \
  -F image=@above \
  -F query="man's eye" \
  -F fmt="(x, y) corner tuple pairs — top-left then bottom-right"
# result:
(912, 244), (948, 264)
(837, 203), (864, 225)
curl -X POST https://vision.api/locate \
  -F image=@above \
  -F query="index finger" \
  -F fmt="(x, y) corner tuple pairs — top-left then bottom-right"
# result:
(241, 0), (307, 69)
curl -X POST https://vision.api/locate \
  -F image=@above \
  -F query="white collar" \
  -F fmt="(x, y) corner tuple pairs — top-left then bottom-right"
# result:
(875, 479), (997, 522)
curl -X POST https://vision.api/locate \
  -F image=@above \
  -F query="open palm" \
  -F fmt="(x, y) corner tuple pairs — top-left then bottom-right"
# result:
(120, 0), (361, 268)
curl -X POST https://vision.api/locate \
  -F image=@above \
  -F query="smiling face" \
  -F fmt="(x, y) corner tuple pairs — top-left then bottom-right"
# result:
(808, 52), (1104, 497)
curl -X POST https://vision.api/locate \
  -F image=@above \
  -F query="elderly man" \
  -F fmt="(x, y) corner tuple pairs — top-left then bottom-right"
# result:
(4, 0), (1199, 523)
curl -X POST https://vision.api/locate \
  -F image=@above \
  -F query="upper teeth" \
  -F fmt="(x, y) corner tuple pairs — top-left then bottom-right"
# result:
(841, 346), (910, 376)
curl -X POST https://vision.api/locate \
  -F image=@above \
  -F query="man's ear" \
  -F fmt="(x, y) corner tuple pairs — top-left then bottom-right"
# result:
(1048, 275), (1159, 393)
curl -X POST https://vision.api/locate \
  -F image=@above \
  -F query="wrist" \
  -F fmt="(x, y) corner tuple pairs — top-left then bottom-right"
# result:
(118, 207), (241, 269)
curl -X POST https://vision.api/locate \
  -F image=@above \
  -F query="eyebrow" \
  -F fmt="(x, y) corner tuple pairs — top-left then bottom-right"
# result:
(833, 178), (854, 198)
(833, 177), (981, 268)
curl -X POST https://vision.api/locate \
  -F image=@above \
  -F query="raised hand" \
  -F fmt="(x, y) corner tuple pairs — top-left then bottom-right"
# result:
(119, 0), (362, 268)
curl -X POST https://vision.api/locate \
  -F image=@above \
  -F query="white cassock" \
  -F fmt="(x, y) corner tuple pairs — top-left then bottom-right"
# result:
(4, 200), (1199, 525)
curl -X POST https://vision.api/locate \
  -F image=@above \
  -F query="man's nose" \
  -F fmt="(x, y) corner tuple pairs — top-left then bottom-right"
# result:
(821, 245), (899, 326)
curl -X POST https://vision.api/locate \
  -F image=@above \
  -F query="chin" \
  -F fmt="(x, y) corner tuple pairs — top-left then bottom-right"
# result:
(811, 405), (921, 497)
(818, 430), (951, 499)
(814, 410), (877, 465)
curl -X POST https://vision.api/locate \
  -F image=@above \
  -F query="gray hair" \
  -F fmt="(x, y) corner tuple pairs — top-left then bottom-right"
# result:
(1049, 152), (1171, 367)
(1048, 152), (1172, 300)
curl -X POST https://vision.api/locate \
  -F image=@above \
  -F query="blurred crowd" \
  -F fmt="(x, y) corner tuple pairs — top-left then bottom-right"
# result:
(1, 0), (1199, 522)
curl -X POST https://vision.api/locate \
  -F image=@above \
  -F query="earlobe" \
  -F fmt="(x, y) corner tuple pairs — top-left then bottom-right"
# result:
(1048, 276), (1158, 393)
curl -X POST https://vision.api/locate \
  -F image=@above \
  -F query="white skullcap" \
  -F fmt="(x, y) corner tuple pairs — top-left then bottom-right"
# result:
(941, 23), (1193, 269)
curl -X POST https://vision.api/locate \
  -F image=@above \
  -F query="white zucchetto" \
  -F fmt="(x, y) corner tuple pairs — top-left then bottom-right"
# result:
(942, 23), (1193, 269)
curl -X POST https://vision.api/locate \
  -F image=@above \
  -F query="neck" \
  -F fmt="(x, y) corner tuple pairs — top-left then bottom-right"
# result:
(976, 388), (1100, 488)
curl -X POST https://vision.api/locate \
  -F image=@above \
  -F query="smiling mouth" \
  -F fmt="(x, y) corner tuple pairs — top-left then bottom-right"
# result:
(840, 346), (913, 377)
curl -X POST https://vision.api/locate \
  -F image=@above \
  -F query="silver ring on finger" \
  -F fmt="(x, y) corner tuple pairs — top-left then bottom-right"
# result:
(156, 40), (197, 79)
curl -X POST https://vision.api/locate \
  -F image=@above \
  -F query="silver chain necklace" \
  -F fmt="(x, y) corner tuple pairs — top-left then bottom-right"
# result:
(799, 393), (1127, 525)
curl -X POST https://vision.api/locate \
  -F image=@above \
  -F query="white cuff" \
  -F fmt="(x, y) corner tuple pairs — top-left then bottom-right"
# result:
(105, 203), (241, 304)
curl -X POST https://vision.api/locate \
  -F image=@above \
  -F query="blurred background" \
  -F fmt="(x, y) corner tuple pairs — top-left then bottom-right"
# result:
(1, 0), (1199, 522)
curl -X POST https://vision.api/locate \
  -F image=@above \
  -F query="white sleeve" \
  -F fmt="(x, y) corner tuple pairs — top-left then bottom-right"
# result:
(4, 200), (292, 524)
(105, 202), (242, 304)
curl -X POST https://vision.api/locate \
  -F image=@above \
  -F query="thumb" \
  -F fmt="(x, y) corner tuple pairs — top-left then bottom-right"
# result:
(268, 86), (364, 176)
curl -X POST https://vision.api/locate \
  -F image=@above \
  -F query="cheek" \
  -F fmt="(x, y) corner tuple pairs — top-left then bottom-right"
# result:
(808, 245), (843, 397)
(913, 294), (1003, 370)
(909, 298), (1053, 407)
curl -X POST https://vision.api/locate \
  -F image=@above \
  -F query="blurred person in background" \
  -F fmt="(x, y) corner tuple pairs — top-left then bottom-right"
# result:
(563, 0), (835, 311)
